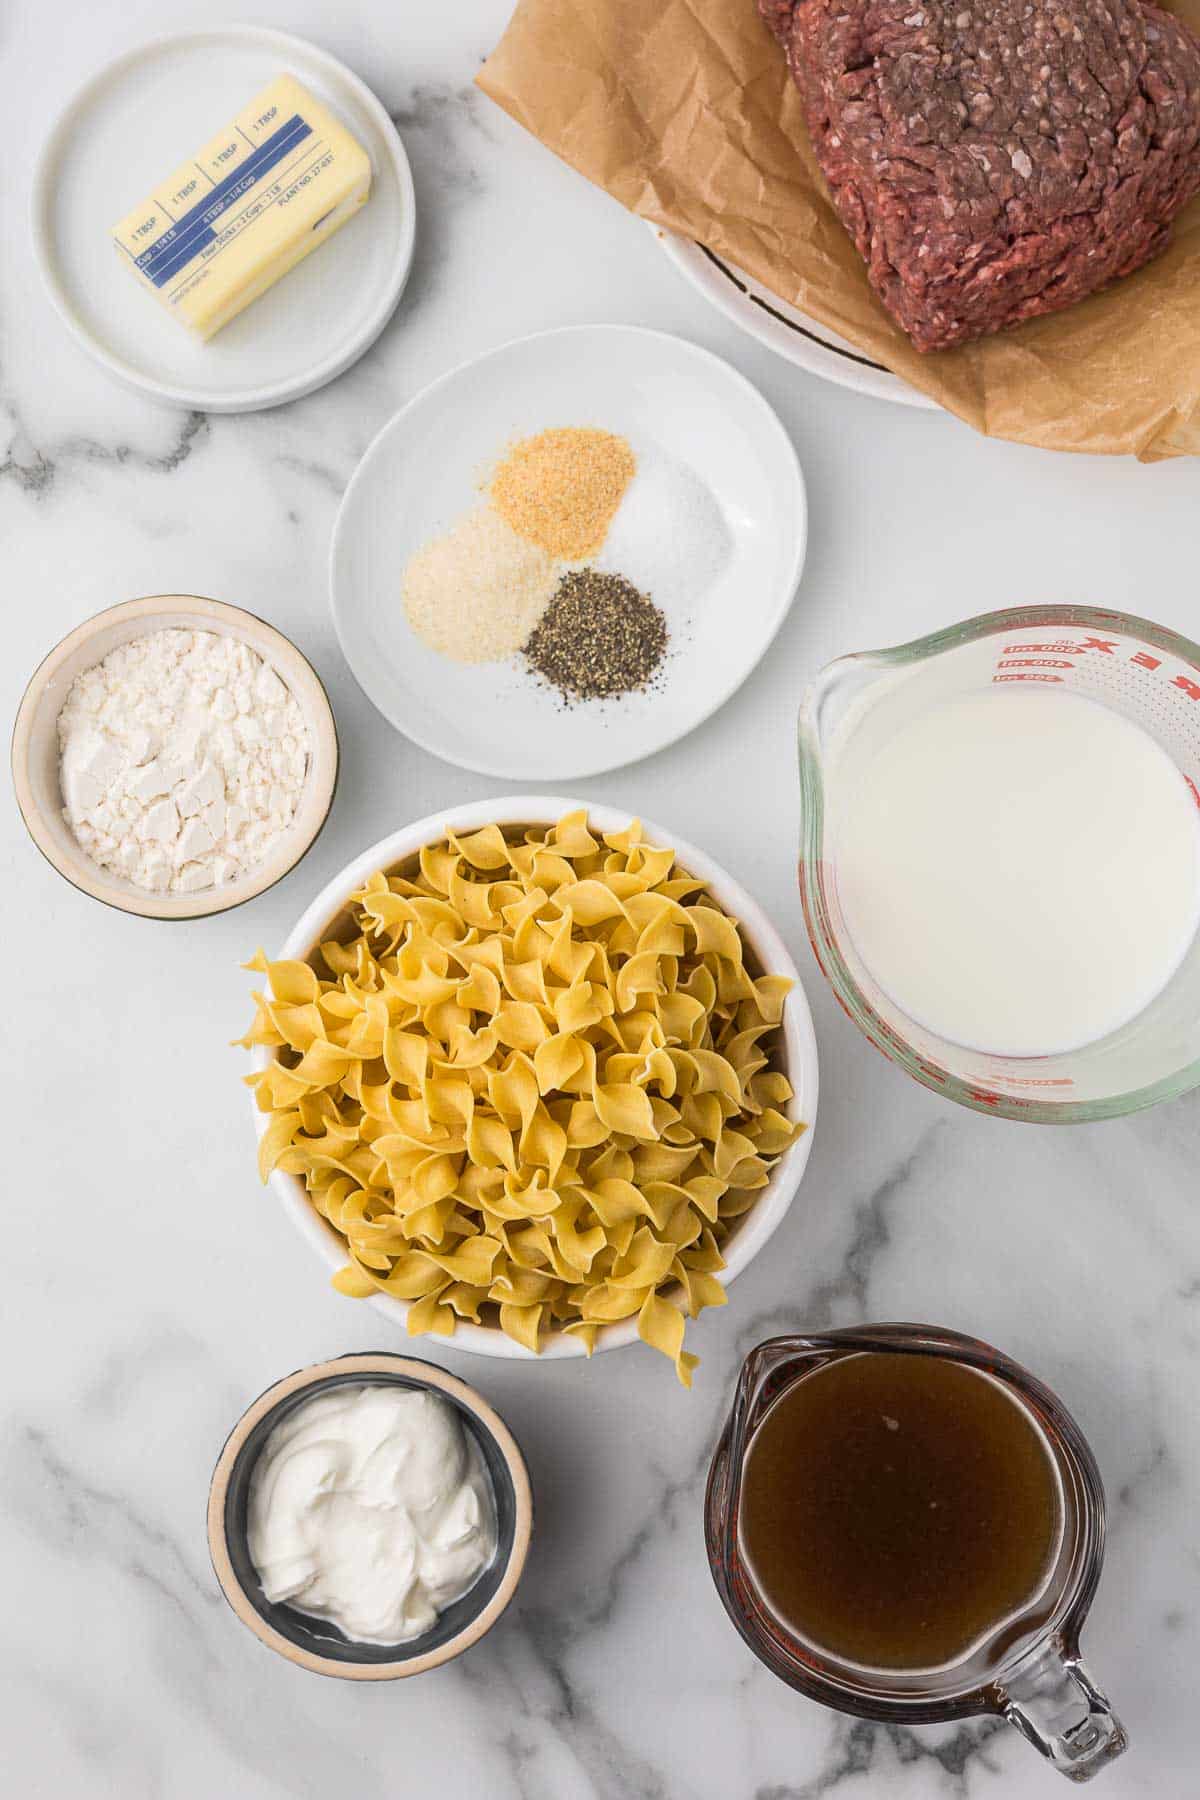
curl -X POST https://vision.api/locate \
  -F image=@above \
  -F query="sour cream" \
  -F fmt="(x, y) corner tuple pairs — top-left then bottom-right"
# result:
(247, 1384), (497, 1645)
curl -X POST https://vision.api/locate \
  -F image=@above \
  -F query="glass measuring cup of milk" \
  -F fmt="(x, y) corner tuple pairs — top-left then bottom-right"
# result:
(706, 1325), (1126, 1783)
(799, 605), (1200, 1121)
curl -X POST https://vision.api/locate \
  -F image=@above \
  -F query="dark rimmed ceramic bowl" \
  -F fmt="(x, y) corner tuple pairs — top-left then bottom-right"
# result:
(207, 1352), (532, 1679)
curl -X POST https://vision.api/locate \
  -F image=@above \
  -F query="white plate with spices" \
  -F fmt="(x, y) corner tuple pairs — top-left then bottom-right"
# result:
(330, 324), (807, 780)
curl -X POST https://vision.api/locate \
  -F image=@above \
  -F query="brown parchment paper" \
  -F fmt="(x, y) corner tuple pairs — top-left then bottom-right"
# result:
(477, 0), (1200, 460)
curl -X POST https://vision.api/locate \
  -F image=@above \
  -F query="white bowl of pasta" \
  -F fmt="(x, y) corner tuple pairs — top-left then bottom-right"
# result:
(245, 799), (818, 1382)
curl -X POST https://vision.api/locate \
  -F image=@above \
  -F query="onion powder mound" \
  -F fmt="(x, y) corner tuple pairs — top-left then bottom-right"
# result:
(403, 506), (559, 664)
(523, 568), (668, 702)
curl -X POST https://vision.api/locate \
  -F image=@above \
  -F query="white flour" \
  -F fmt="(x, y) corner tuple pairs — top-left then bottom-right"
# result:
(57, 628), (311, 894)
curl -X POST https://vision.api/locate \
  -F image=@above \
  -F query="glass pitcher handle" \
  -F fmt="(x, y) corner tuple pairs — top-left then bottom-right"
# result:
(1000, 1643), (1127, 1782)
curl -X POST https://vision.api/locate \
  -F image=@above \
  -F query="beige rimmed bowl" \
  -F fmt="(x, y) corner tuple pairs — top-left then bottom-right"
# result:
(208, 1353), (533, 1679)
(11, 594), (339, 920)
(253, 797), (819, 1363)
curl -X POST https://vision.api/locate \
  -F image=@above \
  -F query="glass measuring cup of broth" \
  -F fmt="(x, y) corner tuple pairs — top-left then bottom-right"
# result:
(705, 1326), (1126, 1783)
(798, 605), (1200, 1121)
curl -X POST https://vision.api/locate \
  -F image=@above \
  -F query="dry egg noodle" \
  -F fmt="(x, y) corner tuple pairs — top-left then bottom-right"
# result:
(242, 812), (805, 1384)
(490, 428), (636, 560)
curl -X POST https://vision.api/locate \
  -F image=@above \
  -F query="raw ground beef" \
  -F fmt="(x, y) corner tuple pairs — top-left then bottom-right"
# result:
(761, 0), (1200, 350)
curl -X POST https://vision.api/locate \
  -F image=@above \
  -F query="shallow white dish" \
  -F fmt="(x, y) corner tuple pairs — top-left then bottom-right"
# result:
(329, 325), (807, 780)
(31, 26), (415, 413)
(654, 228), (939, 414)
(255, 797), (819, 1363)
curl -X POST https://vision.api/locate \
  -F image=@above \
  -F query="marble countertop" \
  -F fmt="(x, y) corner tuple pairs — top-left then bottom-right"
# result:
(4, 2), (1197, 1795)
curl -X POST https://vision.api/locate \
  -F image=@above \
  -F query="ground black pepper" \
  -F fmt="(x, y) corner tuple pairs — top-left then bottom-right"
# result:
(523, 569), (668, 702)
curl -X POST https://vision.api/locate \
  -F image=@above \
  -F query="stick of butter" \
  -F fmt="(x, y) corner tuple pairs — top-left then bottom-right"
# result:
(111, 74), (372, 341)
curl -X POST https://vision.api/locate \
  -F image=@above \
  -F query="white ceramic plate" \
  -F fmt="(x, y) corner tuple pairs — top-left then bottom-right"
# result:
(31, 27), (415, 413)
(257, 798), (819, 1363)
(330, 325), (807, 780)
(654, 228), (939, 413)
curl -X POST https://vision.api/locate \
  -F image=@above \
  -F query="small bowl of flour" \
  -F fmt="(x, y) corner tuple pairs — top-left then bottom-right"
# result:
(12, 595), (338, 919)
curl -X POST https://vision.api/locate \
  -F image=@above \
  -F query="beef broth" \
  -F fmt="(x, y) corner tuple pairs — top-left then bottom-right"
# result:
(738, 1351), (1062, 1671)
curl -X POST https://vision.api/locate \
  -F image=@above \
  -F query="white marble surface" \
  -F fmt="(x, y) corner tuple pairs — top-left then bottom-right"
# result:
(4, 2), (1198, 1795)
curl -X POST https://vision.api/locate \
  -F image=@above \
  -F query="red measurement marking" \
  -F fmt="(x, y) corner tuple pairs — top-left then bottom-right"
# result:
(979, 1076), (1075, 1089)
(1004, 640), (1087, 655)
(992, 636), (1198, 710)
(997, 658), (1075, 670)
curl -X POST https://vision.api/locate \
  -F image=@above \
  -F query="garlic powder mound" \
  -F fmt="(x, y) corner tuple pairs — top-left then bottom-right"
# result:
(490, 427), (635, 560)
(402, 506), (559, 664)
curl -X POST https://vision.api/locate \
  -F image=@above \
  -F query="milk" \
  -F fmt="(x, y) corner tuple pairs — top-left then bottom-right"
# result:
(831, 689), (1200, 1057)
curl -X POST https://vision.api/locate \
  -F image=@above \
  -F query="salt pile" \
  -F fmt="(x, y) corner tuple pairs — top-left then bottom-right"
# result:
(597, 450), (732, 618)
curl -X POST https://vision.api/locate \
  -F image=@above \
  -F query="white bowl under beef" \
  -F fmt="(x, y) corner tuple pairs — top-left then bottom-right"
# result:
(761, 0), (1200, 351)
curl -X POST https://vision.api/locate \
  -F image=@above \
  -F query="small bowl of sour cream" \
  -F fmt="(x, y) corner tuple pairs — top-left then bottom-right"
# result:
(207, 1353), (533, 1679)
